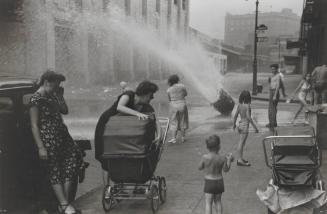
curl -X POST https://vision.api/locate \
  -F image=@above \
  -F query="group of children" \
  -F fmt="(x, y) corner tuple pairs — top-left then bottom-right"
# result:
(199, 70), (319, 213)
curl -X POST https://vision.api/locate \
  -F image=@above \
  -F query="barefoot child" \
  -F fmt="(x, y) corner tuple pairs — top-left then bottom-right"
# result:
(233, 90), (258, 166)
(287, 73), (312, 123)
(198, 135), (234, 214)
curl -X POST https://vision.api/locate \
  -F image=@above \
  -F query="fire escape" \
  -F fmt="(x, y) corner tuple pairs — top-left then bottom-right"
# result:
(0, 0), (24, 22)
(299, 0), (322, 71)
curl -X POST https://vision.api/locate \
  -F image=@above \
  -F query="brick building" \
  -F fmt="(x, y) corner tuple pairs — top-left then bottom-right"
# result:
(224, 8), (300, 47)
(300, 0), (327, 73)
(0, 0), (190, 85)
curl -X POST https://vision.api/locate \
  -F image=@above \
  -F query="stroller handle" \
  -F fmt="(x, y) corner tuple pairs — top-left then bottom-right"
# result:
(262, 135), (321, 169)
(156, 117), (170, 162)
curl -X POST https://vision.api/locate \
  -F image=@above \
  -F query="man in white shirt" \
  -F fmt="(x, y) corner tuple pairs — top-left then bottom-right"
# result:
(267, 64), (281, 130)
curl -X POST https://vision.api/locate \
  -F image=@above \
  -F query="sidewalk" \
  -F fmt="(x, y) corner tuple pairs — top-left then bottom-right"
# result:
(73, 104), (327, 214)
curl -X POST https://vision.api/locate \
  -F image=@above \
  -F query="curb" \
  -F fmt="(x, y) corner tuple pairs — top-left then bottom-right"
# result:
(252, 95), (300, 104)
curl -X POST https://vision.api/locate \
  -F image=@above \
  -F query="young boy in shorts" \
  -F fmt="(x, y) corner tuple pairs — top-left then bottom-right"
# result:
(199, 135), (234, 214)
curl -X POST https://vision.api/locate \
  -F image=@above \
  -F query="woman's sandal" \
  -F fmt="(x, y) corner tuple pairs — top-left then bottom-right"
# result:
(78, 162), (90, 183)
(242, 159), (249, 163)
(181, 137), (186, 143)
(237, 160), (251, 167)
(58, 204), (82, 214)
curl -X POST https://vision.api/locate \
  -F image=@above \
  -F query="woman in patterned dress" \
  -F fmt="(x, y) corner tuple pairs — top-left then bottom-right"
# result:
(30, 70), (83, 214)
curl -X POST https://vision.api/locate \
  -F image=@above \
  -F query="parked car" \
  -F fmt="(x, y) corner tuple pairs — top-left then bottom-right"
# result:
(0, 74), (91, 213)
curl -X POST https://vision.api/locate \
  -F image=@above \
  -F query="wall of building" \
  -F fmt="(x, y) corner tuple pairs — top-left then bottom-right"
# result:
(225, 9), (301, 47)
(0, 0), (189, 84)
(0, 0), (35, 75)
(305, 0), (327, 72)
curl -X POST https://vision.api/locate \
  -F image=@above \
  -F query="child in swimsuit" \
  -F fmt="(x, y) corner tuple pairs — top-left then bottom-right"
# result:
(287, 73), (312, 123)
(233, 90), (258, 166)
(198, 135), (234, 214)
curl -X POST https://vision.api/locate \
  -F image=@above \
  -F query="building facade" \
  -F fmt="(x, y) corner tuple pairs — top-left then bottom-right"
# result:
(300, 0), (327, 73)
(0, 0), (190, 85)
(225, 8), (301, 47)
(189, 27), (227, 74)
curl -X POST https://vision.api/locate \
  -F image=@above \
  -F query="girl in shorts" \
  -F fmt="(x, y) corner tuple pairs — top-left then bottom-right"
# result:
(198, 135), (234, 214)
(233, 90), (259, 166)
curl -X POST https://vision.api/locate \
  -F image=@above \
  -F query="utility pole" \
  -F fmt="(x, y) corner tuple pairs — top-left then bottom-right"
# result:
(278, 38), (281, 69)
(252, 0), (259, 95)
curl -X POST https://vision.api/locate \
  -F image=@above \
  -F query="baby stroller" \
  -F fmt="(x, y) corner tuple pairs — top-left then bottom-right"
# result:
(261, 126), (326, 213)
(100, 116), (169, 213)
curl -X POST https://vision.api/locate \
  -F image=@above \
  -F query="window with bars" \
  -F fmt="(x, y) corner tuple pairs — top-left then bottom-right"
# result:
(156, 0), (160, 13)
(0, 0), (23, 22)
(182, 0), (186, 10)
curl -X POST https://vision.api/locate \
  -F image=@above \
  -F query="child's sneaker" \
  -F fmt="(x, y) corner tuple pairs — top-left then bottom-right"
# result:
(181, 137), (186, 143)
(168, 138), (177, 144)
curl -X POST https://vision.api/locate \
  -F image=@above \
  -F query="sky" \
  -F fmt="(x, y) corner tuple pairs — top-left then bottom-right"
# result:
(189, 0), (304, 39)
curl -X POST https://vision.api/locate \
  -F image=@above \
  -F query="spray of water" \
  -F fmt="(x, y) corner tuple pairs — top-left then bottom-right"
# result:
(50, 4), (224, 103)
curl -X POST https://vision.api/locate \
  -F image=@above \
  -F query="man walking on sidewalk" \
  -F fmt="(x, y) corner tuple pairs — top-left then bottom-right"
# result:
(267, 64), (281, 130)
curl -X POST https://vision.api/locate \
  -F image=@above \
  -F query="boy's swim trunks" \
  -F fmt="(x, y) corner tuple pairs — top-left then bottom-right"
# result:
(204, 179), (224, 194)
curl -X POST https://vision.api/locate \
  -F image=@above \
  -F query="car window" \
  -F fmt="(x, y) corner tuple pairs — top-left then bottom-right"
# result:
(23, 94), (33, 106)
(0, 97), (14, 113)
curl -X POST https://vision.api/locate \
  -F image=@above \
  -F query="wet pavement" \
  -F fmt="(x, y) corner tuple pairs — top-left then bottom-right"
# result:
(68, 99), (324, 214)
(27, 72), (325, 213)
(65, 73), (308, 202)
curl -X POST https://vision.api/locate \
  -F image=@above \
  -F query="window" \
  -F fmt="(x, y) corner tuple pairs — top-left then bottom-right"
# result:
(23, 94), (33, 106)
(0, 97), (13, 113)
(0, 0), (23, 22)
(156, 0), (160, 13)
(182, 0), (186, 10)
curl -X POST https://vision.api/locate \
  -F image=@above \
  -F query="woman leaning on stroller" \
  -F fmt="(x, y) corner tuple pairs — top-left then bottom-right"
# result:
(94, 80), (159, 172)
(29, 70), (84, 214)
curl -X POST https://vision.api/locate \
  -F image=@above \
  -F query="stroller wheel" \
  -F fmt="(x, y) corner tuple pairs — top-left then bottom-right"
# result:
(159, 177), (167, 203)
(102, 185), (114, 212)
(150, 185), (160, 213)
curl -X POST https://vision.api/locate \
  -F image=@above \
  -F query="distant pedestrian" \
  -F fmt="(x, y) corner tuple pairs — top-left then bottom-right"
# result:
(288, 73), (312, 123)
(311, 65), (327, 104)
(167, 74), (189, 143)
(267, 64), (281, 130)
(233, 90), (258, 166)
(119, 81), (133, 92)
(199, 135), (233, 214)
(278, 68), (287, 98)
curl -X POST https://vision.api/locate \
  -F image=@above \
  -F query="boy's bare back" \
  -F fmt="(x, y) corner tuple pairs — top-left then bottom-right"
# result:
(199, 153), (226, 180)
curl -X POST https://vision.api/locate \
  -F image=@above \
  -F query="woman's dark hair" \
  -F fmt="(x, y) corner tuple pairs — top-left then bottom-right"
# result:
(270, 64), (279, 69)
(167, 74), (179, 86)
(206, 135), (220, 151)
(39, 70), (65, 86)
(304, 72), (311, 80)
(239, 90), (251, 104)
(135, 80), (159, 96)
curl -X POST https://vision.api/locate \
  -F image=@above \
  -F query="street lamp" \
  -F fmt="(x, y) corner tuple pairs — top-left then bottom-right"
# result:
(278, 38), (281, 69)
(252, 0), (259, 95)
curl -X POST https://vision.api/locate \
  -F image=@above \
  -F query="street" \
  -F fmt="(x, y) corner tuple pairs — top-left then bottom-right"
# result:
(62, 72), (327, 213)
(1, 1), (326, 213)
